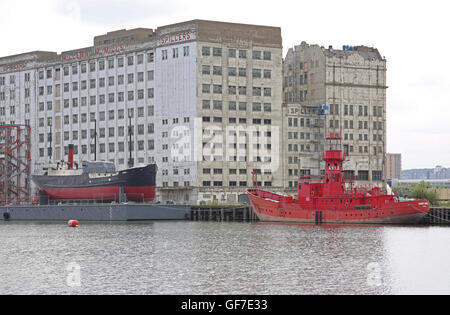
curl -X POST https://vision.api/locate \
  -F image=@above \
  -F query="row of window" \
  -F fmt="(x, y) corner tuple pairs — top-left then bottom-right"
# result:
(56, 52), (156, 77)
(202, 47), (272, 61)
(285, 90), (308, 103)
(39, 89), (155, 105)
(201, 84), (272, 96)
(286, 117), (383, 131)
(161, 47), (190, 60)
(341, 120), (384, 131)
(287, 169), (312, 177)
(203, 169), (272, 175)
(38, 124), (155, 142)
(202, 116), (272, 126)
(39, 76), (155, 97)
(342, 105), (384, 117)
(161, 182), (192, 188)
(39, 121), (155, 139)
(285, 74), (308, 87)
(202, 181), (272, 187)
(0, 73), (31, 85)
(288, 132), (384, 143)
(0, 105), (17, 115)
(203, 143), (272, 150)
(202, 155), (272, 162)
(328, 104), (384, 117)
(343, 133), (384, 142)
(38, 53), (156, 82)
(160, 169), (191, 176)
(203, 129), (272, 137)
(287, 143), (315, 153)
(60, 71), (155, 90)
(38, 111), (156, 129)
(202, 66), (272, 78)
(342, 145), (384, 155)
(202, 100), (272, 112)
(38, 139), (156, 158)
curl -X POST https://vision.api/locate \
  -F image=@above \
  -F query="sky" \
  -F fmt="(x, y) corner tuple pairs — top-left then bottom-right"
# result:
(0, 0), (449, 170)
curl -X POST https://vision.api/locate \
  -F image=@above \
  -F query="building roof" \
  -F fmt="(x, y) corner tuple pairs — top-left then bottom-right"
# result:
(323, 45), (383, 61)
(157, 19), (282, 48)
(0, 51), (57, 66)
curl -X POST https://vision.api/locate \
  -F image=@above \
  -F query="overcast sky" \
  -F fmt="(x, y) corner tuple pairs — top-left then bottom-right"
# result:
(1, 0), (448, 170)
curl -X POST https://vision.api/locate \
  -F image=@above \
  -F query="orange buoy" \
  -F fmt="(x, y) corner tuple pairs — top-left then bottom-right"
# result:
(68, 220), (79, 227)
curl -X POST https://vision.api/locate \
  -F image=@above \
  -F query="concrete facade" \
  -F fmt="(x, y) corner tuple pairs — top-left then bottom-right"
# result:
(0, 20), (283, 205)
(283, 42), (387, 192)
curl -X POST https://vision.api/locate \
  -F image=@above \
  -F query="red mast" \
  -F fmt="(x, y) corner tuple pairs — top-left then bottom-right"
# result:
(321, 130), (346, 196)
(68, 144), (74, 170)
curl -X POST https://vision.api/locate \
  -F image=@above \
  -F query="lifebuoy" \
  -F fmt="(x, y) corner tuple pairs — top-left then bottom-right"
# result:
(3, 212), (10, 220)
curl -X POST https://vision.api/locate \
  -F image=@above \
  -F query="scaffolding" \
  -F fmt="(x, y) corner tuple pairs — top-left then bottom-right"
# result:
(0, 125), (32, 206)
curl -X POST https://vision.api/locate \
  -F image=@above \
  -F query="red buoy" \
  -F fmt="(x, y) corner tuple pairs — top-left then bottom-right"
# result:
(68, 220), (79, 228)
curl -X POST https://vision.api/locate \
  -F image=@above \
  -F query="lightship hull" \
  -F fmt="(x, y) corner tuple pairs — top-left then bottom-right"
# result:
(248, 189), (429, 225)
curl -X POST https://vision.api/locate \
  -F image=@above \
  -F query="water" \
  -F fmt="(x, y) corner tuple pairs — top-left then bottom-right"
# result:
(0, 221), (449, 295)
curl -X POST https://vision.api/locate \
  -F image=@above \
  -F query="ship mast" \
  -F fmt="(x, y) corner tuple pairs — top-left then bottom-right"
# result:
(93, 118), (97, 161)
(128, 114), (134, 168)
(48, 121), (52, 163)
(321, 130), (347, 195)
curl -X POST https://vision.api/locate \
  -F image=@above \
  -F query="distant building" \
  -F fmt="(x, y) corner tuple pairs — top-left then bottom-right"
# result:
(402, 166), (450, 180)
(386, 153), (402, 180)
(433, 165), (450, 179)
(394, 179), (450, 189)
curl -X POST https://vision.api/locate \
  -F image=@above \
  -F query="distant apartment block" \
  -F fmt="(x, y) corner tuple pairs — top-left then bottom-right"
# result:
(386, 153), (402, 180)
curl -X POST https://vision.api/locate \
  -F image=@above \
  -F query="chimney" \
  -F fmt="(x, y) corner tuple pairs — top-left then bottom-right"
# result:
(68, 144), (74, 170)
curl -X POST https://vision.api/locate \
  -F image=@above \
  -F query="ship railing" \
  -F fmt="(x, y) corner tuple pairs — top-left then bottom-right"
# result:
(298, 175), (324, 183)
(254, 189), (294, 203)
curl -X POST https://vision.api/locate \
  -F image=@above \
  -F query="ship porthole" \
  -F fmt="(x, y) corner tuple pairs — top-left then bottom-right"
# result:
(3, 212), (10, 221)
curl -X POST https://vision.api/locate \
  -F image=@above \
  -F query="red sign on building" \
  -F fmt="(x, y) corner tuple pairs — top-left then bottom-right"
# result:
(62, 45), (125, 62)
(159, 31), (193, 46)
(1, 62), (27, 73)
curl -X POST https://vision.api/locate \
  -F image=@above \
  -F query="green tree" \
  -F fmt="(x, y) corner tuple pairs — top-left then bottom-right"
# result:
(410, 181), (439, 205)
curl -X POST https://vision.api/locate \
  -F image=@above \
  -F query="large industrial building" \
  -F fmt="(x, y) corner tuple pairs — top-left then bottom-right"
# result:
(0, 21), (389, 204)
(0, 20), (284, 204)
(283, 42), (387, 192)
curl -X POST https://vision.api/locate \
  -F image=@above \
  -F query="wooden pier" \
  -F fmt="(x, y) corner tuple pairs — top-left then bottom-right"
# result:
(190, 205), (258, 222)
(189, 205), (450, 225)
(424, 207), (450, 225)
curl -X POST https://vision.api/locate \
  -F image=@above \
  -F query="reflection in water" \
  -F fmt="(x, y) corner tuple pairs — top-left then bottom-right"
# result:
(0, 222), (448, 295)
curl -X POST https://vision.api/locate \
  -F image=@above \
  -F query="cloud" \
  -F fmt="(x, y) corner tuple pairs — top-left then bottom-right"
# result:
(57, 0), (186, 27)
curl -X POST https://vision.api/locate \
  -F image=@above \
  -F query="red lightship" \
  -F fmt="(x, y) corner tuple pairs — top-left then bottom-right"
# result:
(247, 132), (430, 224)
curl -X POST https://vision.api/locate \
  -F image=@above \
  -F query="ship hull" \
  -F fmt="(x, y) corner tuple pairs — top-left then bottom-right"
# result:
(248, 190), (429, 225)
(33, 164), (157, 202)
